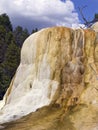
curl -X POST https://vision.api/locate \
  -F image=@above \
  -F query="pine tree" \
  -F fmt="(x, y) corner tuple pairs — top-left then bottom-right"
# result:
(14, 26), (29, 47)
(0, 65), (10, 99)
(0, 13), (21, 99)
(0, 25), (6, 63)
(0, 13), (13, 31)
(4, 42), (20, 79)
(0, 13), (36, 99)
(31, 28), (38, 34)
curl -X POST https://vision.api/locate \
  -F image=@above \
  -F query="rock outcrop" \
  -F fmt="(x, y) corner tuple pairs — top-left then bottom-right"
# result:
(0, 23), (98, 130)
(91, 22), (98, 32)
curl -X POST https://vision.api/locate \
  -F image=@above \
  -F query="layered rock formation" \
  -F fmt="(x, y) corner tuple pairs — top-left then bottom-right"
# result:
(0, 23), (98, 130)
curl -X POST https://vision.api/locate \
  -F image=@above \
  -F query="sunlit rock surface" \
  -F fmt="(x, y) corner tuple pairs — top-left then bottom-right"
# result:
(91, 22), (98, 32)
(0, 23), (98, 130)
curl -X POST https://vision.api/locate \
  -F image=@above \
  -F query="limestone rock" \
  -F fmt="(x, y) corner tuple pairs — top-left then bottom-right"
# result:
(91, 22), (98, 32)
(0, 26), (98, 130)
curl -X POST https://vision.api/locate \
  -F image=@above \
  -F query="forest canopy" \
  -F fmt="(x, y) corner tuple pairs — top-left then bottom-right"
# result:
(0, 13), (38, 99)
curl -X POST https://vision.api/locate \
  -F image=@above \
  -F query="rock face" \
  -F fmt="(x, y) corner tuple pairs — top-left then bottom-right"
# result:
(0, 24), (98, 130)
(91, 22), (98, 32)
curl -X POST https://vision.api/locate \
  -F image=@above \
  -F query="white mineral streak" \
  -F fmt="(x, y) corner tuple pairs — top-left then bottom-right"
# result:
(0, 29), (59, 124)
(0, 97), (5, 110)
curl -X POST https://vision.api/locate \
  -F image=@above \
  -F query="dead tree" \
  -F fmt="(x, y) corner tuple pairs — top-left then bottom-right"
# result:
(78, 6), (98, 27)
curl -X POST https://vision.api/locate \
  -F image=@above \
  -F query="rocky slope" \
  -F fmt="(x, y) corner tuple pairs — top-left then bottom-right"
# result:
(0, 23), (98, 130)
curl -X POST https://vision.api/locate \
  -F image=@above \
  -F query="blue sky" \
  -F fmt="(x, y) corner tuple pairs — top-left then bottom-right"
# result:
(72, 0), (98, 22)
(0, 0), (98, 31)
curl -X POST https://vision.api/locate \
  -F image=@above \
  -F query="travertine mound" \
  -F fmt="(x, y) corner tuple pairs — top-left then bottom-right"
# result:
(91, 22), (98, 32)
(0, 24), (98, 130)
